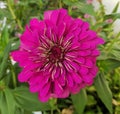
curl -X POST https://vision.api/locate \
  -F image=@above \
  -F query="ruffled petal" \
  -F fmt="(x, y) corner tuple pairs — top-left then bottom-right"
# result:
(44, 8), (68, 25)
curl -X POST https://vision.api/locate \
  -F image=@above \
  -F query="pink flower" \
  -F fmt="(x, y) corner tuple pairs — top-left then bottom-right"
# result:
(105, 19), (113, 24)
(86, 0), (93, 4)
(15, 32), (22, 38)
(11, 9), (104, 102)
(14, 0), (19, 4)
(84, 14), (91, 19)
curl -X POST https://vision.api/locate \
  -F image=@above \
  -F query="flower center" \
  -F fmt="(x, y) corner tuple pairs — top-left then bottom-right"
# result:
(48, 46), (63, 62)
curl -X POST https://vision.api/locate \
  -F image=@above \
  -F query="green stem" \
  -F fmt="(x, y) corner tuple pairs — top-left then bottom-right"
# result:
(56, 108), (61, 114)
(9, 60), (17, 88)
(7, 0), (23, 31)
(107, 32), (120, 52)
(51, 109), (53, 114)
(59, 0), (62, 8)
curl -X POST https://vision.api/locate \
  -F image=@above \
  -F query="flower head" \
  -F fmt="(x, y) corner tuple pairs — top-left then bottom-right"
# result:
(11, 9), (104, 102)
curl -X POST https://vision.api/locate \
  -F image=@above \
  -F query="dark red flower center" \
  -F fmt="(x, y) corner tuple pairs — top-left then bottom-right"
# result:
(48, 46), (63, 62)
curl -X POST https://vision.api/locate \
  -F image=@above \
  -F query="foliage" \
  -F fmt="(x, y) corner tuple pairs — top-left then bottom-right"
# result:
(0, 0), (120, 114)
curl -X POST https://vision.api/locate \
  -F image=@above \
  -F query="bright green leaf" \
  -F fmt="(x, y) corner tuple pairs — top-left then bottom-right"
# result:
(71, 89), (87, 114)
(94, 74), (113, 114)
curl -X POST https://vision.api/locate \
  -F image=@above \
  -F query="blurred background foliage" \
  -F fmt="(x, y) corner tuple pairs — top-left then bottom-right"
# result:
(0, 0), (120, 114)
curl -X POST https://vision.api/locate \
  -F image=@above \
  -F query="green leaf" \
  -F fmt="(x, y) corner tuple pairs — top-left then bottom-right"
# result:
(110, 49), (120, 61)
(71, 89), (87, 114)
(13, 86), (51, 111)
(24, 110), (33, 114)
(105, 13), (120, 20)
(74, 3), (95, 16)
(98, 59), (120, 72)
(11, 39), (20, 51)
(0, 26), (9, 47)
(0, 89), (15, 114)
(80, 4), (95, 16)
(4, 88), (16, 114)
(0, 41), (11, 80)
(63, 0), (79, 6)
(0, 91), (8, 114)
(94, 74), (113, 114)
(112, 2), (120, 13)
(0, 26), (9, 59)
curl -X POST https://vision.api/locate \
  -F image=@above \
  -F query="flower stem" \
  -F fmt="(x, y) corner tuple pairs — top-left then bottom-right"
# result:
(9, 59), (17, 88)
(51, 109), (53, 114)
(59, 0), (62, 8)
(7, 0), (23, 31)
(107, 32), (120, 52)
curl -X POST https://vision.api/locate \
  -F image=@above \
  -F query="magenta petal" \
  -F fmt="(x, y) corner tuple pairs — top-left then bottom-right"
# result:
(79, 50), (91, 56)
(85, 59), (93, 68)
(20, 26), (39, 49)
(67, 74), (74, 87)
(82, 74), (93, 84)
(80, 66), (89, 75)
(11, 51), (29, 64)
(29, 84), (40, 93)
(57, 23), (66, 38)
(54, 66), (61, 78)
(92, 50), (100, 56)
(90, 66), (98, 77)
(44, 10), (52, 20)
(44, 8), (67, 25)
(18, 70), (33, 82)
(57, 87), (69, 98)
(40, 83), (51, 96)
(72, 73), (82, 84)
(57, 69), (66, 86)
(69, 84), (81, 94)
(97, 37), (105, 44)
(29, 18), (42, 30)
(38, 92), (50, 102)
(54, 81), (63, 95)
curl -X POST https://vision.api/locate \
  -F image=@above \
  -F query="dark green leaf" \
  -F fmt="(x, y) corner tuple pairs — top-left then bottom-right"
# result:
(94, 74), (113, 114)
(71, 89), (87, 114)
(13, 86), (51, 111)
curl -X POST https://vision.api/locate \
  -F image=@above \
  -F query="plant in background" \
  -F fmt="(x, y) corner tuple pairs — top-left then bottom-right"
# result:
(0, 0), (120, 114)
